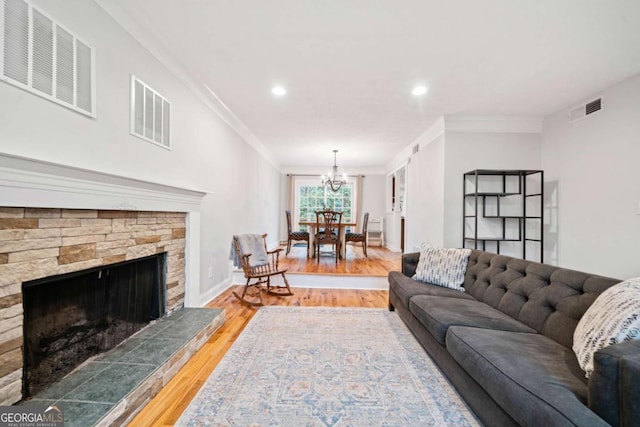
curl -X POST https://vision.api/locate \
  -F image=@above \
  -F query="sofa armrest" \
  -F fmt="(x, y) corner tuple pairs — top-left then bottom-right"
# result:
(402, 252), (420, 277)
(589, 340), (640, 427)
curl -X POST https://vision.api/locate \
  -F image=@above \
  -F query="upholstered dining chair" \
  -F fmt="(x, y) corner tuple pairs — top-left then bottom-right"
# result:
(285, 210), (309, 255)
(315, 210), (342, 264)
(346, 212), (369, 257)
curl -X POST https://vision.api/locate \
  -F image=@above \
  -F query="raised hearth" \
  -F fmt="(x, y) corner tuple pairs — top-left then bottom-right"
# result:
(24, 308), (225, 427)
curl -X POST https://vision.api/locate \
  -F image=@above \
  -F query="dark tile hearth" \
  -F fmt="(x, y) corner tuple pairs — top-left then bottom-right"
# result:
(23, 307), (225, 427)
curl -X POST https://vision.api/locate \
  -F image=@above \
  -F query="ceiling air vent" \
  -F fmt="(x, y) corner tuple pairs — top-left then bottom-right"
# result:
(569, 97), (602, 123)
(585, 98), (601, 115)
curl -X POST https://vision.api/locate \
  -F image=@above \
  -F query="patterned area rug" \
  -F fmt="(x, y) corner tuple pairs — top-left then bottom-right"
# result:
(177, 307), (479, 426)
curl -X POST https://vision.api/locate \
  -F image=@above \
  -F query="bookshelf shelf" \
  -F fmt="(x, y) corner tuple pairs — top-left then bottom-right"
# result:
(463, 169), (544, 262)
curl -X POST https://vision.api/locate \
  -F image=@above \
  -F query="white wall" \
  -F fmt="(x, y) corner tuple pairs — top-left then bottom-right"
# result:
(278, 174), (291, 243)
(443, 132), (542, 250)
(542, 72), (640, 279)
(406, 135), (445, 251)
(0, 0), (280, 305)
(360, 174), (386, 231)
(400, 121), (541, 255)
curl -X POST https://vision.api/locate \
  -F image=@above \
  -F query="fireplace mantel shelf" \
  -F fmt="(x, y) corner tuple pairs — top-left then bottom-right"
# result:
(0, 152), (207, 213)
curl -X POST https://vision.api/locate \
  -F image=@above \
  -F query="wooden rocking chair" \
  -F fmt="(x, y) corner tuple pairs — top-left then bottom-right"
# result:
(232, 233), (293, 307)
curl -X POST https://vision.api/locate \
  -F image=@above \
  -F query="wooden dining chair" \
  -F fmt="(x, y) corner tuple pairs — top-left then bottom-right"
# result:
(231, 233), (293, 306)
(314, 210), (342, 264)
(285, 210), (309, 255)
(346, 212), (369, 257)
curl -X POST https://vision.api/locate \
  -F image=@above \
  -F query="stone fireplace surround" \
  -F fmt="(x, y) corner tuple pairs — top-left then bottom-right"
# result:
(0, 153), (207, 406)
(0, 208), (187, 405)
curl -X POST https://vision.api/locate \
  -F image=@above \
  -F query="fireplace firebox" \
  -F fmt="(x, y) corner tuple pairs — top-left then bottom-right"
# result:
(22, 254), (166, 397)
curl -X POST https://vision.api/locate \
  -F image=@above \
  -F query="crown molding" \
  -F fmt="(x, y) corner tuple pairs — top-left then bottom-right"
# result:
(385, 115), (543, 173)
(93, 0), (279, 170)
(386, 117), (445, 173)
(417, 116), (446, 144)
(443, 115), (543, 133)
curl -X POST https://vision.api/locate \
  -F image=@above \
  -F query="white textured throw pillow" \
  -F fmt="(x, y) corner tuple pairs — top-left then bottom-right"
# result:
(413, 242), (471, 291)
(573, 277), (640, 378)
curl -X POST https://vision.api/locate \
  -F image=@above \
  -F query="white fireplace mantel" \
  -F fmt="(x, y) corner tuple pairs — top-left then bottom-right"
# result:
(0, 152), (207, 307)
(0, 153), (207, 211)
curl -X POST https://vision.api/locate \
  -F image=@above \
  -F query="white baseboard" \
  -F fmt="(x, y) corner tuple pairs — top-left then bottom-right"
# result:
(231, 269), (245, 286)
(288, 274), (388, 290)
(384, 243), (401, 252)
(195, 245), (397, 308)
(197, 278), (232, 307)
(231, 269), (388, 290)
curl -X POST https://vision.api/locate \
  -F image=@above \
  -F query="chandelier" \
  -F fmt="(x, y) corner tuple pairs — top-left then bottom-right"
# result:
(321, 150), (347, 192)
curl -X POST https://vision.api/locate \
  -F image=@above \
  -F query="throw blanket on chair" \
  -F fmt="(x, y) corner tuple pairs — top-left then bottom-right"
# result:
(229, 234), (269, 268)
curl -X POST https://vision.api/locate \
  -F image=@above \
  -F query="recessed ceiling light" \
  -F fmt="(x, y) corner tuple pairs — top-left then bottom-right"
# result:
(412, 85), (428, 96)
(272, 86), (287, 96)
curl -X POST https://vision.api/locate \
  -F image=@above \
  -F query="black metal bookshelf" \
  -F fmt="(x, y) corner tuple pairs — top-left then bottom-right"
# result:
(463, 169), (544, 262)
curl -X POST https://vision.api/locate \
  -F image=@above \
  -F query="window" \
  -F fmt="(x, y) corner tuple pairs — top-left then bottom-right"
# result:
(1, 0), (95, 116)
(130, 75), (171, 149)
(294, 177), (357, 231)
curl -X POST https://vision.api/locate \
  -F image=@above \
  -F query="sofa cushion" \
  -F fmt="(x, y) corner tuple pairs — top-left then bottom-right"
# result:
(573, 277), (640, 378)
(463, 250), (621, 348)
(389, 272), (475, 309)
(447, 327), (609, 427)
(409, 295), (535, 345)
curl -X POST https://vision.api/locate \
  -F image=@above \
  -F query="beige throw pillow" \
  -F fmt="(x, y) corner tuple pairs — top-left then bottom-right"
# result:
(412, 242), (471, 292)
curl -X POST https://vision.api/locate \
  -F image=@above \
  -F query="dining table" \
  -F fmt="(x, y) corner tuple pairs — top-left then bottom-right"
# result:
(299, 219), (357, 258)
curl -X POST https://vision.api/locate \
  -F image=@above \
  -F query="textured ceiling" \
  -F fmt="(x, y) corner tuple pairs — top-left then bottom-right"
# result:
(109, 0), (640, 171)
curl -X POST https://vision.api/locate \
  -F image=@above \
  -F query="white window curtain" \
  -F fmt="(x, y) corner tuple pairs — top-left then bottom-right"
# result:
(356, 175), (364, 232)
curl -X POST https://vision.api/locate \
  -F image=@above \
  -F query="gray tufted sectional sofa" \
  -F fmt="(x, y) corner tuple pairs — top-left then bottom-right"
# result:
(388, 249), (640, 427)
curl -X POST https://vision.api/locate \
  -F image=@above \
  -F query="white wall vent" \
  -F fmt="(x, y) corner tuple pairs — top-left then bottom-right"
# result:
(569, 97), (602, 123)
(130, 75), (171, 149)
(0, 0), (95, 117)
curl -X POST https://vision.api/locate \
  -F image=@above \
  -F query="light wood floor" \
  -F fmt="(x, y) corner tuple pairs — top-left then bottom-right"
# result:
(127, 286), (390, 426)
(279, 244), (401, 276)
